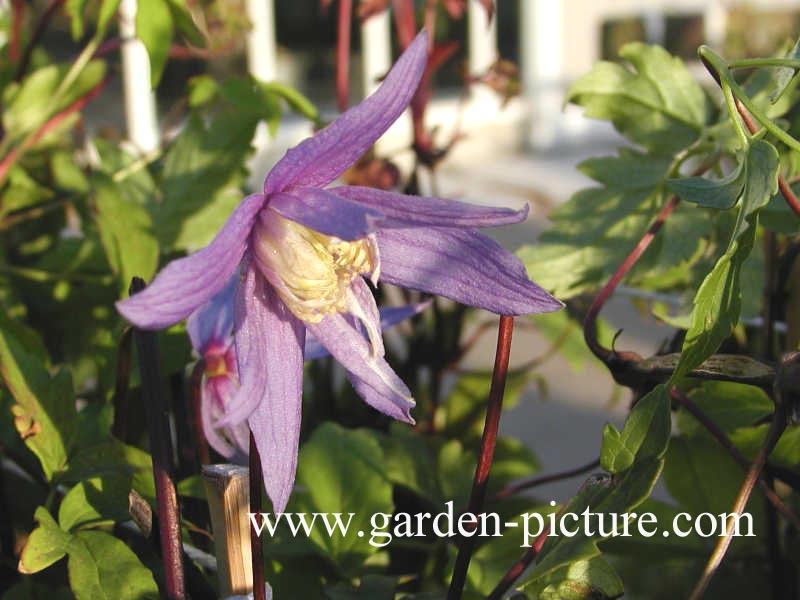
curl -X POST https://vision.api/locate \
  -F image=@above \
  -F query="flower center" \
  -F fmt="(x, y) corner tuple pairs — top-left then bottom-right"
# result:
(204, 353), (229, 378)
(252, 208), (377, 322)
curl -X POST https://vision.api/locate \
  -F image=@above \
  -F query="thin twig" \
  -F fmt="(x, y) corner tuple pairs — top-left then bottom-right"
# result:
(687, 384), (789, 599)
(249, 432), (266, 600)
(492, 459), (600, 502)
(670, 388), (800, 529)
(446, 316), (514, 600)
(488, 523), (550, 600)
(129, 277), (185, 600)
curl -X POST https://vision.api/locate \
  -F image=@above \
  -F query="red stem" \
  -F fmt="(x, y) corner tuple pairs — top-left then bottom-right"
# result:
(129, 278), (185, 600)
(391, 0), (416, 50)
(734, 98), (800, 217)
(584, 194), (681, 358)
(14, 0), (65, 82)
(0, 76), (110, 185)
(488, 523), (550, 600)
(336, 0), (353, 112)
(249, 432), (267, 600)
(9, 0), (24, 64)
(446, 316), (514, 600)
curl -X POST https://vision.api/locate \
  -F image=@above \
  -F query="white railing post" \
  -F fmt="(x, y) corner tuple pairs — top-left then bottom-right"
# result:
(246, 0), (277, 82)
(360, 11), (392, 97)
(520, 0), (564, 148)
(468, 0), (498, 103)
(118, 0), (159, 154)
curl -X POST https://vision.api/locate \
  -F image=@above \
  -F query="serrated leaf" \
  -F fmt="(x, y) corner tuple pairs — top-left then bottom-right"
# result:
(92, 174), (158, 294)
(566, 43), (706, 154)
(136, 0), (174, 87)
(291, 423), (393, 571)
(0, 311), (75, 480)
(19, 507), (71, 574)
(66, 530), (158, 599)
(600, 385), (671, 474)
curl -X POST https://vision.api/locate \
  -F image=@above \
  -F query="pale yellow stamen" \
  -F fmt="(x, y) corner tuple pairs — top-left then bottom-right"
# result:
(253, 209), (377, 323)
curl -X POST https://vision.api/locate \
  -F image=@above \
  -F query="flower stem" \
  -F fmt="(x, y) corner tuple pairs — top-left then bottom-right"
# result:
(13, 0), (65, 82)
(249, 432), (267, 600)
(446, 315), (514, 600)
(336, 0), (352, 113)
(129, 277), (185, 600)
(487, 523), (550, 600)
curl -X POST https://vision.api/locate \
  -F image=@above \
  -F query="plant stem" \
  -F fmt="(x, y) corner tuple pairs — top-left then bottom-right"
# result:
(670, 388), (800, 529)
(446, 315), (514, 600)
(129, 277), (185, 600)
(14, 0), (65, 82)
(487, 523), (550, 600)
(492, 458), (600, 501)
(734, 98), (800, 217)
(687, 387), (789, 600)
(249, 432), (267, 600)
(336, 0), (352, 113)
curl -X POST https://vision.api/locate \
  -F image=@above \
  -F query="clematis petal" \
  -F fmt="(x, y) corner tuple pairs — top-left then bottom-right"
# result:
(334, 186), (529, 227)
(269, 187), (383, 241)
(377, 226), (563, 315)
(345, 277), (384, 356)
(263, 31), (428, 194)
(231, 259), (305, 513)
(306, 313), (415, 424)
(303, 301), (430, 360)
(116, 194), (265, 329)
(202, 376), (242, 460)
(187, 275), (238, 354)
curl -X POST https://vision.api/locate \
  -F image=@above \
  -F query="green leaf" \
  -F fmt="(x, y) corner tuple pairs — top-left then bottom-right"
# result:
(727, 140), (779, 247)
(97, 0), (123, 39)
(380, 424), (440, 503)
(67, 530), (158, 599)
(519, 149), (706, 300)
(136, 0), (174, 87)
(261, 81), (321, 125)
(292, 423), (393, 571)
(188, 75), (219, 107)
(325, 575), (396, 600)
(58, 477), (131, 532)
(663, 436), (764, 523)
(769, 38), (800, 104)
(66, 0), (90, 39)
(92, 174), (158, 294)
(521, 459), (662, 589)
(443, 369), (528, 437)
(437, 440), (479, 510)
(600, 385), (671, 474)
(667, 159), (745, 210)
(2, 61), (106, 148)
(155, 111), (258, 251)
(521, 556), (624, 600)
(19, 507), (71, 574)
(531, 311), (609, 373)
(566, 43), (706, 154)
(729, 425), (800, 467)
(677, 381), (774, 438)
(0, 311), (75, 480)
(672, 225), (756, 381)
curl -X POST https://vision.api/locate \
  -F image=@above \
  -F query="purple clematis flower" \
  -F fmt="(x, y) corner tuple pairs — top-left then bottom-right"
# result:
(117, 31), (561, 512)
(188, 275), (429, 462)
